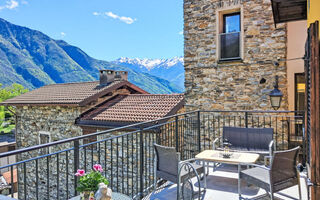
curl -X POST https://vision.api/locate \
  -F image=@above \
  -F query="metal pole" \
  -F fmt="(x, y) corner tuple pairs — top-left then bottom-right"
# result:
(175, 116), (179, 152)
(245, 112), (248, 128)
(74, 140), (80, 196)
(139, 127), (144, 198)
(197, 111), (201, 152)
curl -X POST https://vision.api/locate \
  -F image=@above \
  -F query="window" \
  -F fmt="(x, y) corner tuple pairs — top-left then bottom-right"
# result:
(219, 12), (241, 60)
(295, 73), (305, 112)
(39, 131), (51, 154)
(294, 73), (305, 137)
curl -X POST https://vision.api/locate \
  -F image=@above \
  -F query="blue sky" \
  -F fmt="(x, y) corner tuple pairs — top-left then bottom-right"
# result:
(0, 0), (183, 60)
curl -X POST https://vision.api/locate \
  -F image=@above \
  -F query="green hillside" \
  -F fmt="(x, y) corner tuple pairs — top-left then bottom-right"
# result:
(0, 18), (182, 94)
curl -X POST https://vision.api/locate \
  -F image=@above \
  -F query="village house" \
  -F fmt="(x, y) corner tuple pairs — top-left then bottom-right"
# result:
(1, 70), (184, 149)
(0, 70), (184, 198)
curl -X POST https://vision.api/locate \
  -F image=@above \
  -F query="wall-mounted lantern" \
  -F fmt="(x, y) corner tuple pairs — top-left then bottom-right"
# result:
(269, 75), (283, 110)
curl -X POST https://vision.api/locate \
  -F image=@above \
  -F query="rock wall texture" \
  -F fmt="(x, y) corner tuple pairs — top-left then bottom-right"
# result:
(184, 0), (288, 111)
(15, 105), (83, 199)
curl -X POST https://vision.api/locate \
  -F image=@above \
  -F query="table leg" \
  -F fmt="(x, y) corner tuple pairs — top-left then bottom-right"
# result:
(238, 163), (241, 199)
(203, 161), (207, 190)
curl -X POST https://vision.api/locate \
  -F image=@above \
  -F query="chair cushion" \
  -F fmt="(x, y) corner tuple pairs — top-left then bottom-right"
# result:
(157, 162), (204, 184)
(222, 127), (273, 152)
(240, 167), (270, 192)
(180, 163), (204, 182)
(154, 144), (179, 176)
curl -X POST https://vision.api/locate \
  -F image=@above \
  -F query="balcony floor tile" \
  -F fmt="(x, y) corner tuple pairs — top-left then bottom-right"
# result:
(146, 164), (308, 200)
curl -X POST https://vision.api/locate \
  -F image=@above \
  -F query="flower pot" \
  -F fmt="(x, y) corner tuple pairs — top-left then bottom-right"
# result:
(80, 191), (95, 200)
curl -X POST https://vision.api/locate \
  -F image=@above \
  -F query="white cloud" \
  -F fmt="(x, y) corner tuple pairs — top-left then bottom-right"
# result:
(105, 11), (118, 19)
(6, 0), (18, 9)
(60, 32), (66, 37)
(93, 11), (137, 24)
(0, 0), (19, 10)
(92, 11), (100, 16)
(179, 31), (183, 35)
(119, 16), (136, 24)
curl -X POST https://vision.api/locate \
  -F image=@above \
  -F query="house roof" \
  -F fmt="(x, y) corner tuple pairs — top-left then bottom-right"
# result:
(77, 94), (184, 127)
(271, 0), (307, 24)
(0, 80), (148, 106)
(3, 169), (17, 184)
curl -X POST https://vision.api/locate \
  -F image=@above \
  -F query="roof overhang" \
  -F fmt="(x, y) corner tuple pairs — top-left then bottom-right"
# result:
(79, 81), (148, 106)
(271, 0), (307, 24)
(76, 119), (161, 130)
(75, 95), (185, 128)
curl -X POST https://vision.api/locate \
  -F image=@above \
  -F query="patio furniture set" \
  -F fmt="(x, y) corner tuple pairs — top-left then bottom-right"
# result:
(153, 127), (302, 200)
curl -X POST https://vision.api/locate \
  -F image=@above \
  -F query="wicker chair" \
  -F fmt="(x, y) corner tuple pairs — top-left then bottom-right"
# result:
(153, 144), (206, 199)
(238, 146), (301, 200)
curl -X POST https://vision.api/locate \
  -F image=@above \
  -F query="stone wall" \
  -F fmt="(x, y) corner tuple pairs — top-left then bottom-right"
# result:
(15, 105), (82, 199)
(15, 106), (82, 149)
(184, 0), (288, 111)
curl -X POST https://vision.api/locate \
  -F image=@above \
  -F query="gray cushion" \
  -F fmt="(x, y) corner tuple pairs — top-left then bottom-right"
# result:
(156, 163), (204, 184)
(240, 167), (271, 191)
(154, 144), (179, 176)
(223, 127), (273, 152)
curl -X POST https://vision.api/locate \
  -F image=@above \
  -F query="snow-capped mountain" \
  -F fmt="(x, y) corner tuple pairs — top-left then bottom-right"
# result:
(115, 57), (184, 70)
(113, 57), (185, 90)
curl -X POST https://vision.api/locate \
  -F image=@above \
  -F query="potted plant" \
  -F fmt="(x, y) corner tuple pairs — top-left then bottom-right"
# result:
(75, 164), (109, 200)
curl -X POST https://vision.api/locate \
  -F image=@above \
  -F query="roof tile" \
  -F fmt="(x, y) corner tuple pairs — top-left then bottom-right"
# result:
(80, 94), (184, 123)
(1, 81), (147, 106)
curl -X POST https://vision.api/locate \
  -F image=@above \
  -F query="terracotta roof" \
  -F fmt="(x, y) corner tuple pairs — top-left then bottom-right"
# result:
(78, 94), (184, 125)
(1, 81), (148, 106)
(3, 169), (17, 184)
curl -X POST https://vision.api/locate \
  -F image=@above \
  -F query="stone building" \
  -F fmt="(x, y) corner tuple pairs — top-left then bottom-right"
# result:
(184, 0), (293, 111)
(1, 70), (149, 149)
(0, 70), (185, 199)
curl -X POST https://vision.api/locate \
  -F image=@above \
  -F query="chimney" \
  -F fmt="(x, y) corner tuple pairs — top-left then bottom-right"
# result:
(99, 70), (115, 86)
(118, 71), (128, 81)
(114, 71), (121, 80)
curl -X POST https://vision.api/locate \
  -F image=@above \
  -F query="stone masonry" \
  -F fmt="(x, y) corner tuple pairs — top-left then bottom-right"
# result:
(184, 0), (288, 111)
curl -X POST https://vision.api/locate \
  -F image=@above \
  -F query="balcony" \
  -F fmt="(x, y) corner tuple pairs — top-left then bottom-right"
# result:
(219, 32), (241, 61)
(0, 110), (308, 199)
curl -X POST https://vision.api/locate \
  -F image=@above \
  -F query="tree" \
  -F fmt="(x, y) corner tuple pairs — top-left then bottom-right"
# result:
(0, 83), (28, 120)
(0, 83), (28, 102)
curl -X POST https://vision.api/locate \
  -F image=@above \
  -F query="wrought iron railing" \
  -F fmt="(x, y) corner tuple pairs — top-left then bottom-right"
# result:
(219, 32), (241, 60)
(0, 110), (305, 199)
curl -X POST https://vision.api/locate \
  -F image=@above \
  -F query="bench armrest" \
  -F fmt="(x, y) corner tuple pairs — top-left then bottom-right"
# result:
(269, 140), (275, 156)
(213, 137), (222, 150)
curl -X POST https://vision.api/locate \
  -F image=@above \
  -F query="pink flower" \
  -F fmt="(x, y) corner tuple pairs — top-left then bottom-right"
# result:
(93, 164), (103, 172)
(75, 169), (85, 176)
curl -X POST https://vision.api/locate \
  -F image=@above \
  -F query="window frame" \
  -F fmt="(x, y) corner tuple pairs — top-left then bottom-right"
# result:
(222, 12), (241, 33)
(216, 6), (244, 62)
(294, 73), (305, 112)
(38, 131), (51, 154)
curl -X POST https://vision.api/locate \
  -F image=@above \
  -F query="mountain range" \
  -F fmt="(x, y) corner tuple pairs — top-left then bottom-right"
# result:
(0, 18), (184, 94)
(113, 57), (184, 90)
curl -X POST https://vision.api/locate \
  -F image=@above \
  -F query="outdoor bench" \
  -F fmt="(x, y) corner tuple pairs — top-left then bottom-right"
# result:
(213, 126), (275, 156)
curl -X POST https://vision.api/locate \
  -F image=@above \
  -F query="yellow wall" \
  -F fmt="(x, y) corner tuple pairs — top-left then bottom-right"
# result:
(308, 0), (320, 27)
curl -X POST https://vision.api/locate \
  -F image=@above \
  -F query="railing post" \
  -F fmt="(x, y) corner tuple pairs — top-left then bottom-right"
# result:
(74, 140), (80, 196)
(197, 111), (201, 152)
(175, 116), (179, 152)
(139, 127), (144, 198)
(245, 112), (248, 128)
